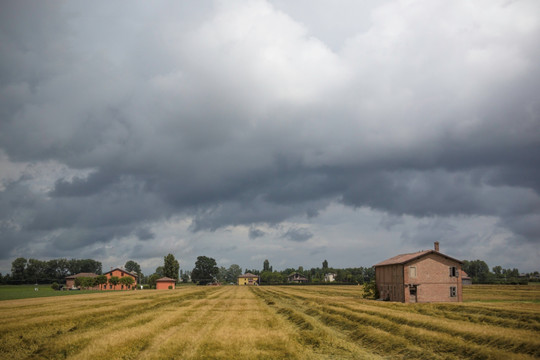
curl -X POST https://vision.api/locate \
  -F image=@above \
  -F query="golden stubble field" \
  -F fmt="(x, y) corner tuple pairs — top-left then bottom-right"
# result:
(0, 285), (539, 360)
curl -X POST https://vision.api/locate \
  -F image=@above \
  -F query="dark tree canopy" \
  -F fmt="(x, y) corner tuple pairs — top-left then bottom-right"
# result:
(191, 256), (219, 285)
(163, 254), (179, 280)
(11, 257), (27, 280)
(322, 260), (328, 270)
(125, 260), (142, 279)
(263, 259), (270, 272)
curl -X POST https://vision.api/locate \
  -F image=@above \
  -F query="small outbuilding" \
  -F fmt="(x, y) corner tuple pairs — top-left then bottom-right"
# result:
(238, 273), (259, 285)
(461, 270), (472, 286)
(156, 277), (176, 290)
(65, 273), (99, 290)
(374, 242), (463, 303)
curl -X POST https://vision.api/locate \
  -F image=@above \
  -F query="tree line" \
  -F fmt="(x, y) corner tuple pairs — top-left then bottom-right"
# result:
(3, 255), (536, 287)
(1, 257), (102, 285)
(462, 260), (536, 284)
(237, 259), (376, 285)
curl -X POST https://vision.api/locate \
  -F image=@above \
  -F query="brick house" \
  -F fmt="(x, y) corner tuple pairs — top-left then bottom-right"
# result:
(156, 277), (176, 290)
(374, 242), (463, 303)
(102, 267), (137, 290)
(65, 272), (99, 290)
(238, 273), (259, 285)
(287, 272), (308, 284)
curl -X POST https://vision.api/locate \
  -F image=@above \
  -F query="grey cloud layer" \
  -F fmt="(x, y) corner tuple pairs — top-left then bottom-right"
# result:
(0, 0), (539, 261)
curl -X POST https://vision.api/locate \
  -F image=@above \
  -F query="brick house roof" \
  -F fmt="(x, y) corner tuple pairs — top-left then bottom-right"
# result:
(156, 277), (176, 282)
(65, 272), (98, 279)
(238, 273), (259, 278)
(375, 250), (463, 267)
(104, 267), (137, 277)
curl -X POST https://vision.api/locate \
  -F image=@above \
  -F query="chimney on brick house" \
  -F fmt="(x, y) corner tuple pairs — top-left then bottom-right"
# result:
(434, 241), (440, 252)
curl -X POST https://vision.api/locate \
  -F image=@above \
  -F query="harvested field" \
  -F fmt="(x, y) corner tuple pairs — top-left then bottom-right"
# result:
(1, 285), (539, 359)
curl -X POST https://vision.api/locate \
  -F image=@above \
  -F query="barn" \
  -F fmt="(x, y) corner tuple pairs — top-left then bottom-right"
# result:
(374, 242), (463, 303)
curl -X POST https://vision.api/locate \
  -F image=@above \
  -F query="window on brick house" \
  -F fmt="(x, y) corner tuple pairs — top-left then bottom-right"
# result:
(450, 286), (457, 297)
(449, 266), (458, 277)
(409, 266), (417, 278)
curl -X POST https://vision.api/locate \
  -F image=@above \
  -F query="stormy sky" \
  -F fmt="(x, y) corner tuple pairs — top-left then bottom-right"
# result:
(1, 0), (539, 275)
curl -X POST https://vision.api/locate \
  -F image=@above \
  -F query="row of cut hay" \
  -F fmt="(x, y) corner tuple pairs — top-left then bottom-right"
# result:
(464, 285), (540, 302)
(137, 286), (317, 360)
(251, 287), (385, 359)
(0, 287), (212, 335)
(273, 285), (540, 331)
(0, 287), (222, 360)
(280, 286), (540, 354)
(75, 288), (232, 360)
(253, 287), (439, 360)
(260, 286), (539, 359)
(321, 302), (540, 358)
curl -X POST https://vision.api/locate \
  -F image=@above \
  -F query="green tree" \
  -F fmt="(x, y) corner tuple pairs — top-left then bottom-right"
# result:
(263, 259), (270, 272)
(362, 280), (379, 299)
(225, 264), (242, 283)
(217, 266), (227, 283)
(26, 259), (46, 282)
(463, 260), (491, 283)
(492, 266), (503, 277)
(81, 277), (97, 289)
(148, 273), (160, 288)
(322, 260), (328, 270)
(119, 276), (135, 289)
(181, 271), (191, 283)
(191, 256), (219, 285)
(95, 275), (108, 289)
(155, 266), (165, 277)
(125, 260), (142, 279)
(109, 276), (120, 287)
(11, 257), (27, 282)
(163, 254), (180, 280)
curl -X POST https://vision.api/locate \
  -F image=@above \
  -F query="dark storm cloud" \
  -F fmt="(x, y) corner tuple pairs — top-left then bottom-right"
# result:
(282, 227), (313, 242)
(0, 0), (539, 267)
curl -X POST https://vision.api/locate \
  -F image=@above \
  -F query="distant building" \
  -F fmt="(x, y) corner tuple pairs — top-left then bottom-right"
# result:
(238, 273), (259, 285)
(324, 273), (337, 282)
(374, 242), (463, 303)
(102, 267), (137, 290)
(156, 277), (176, 290)
(287, 272), (308, 284)
(65, 273), (98, 290)
(461, 270), (472, 286)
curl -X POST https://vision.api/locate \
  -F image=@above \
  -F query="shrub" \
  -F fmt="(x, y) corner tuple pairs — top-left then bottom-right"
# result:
(362, 280), (379, 299)
(142, 284), (150, 289)
(168, 285), (173, 289)
(51, 282), (59, 290)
